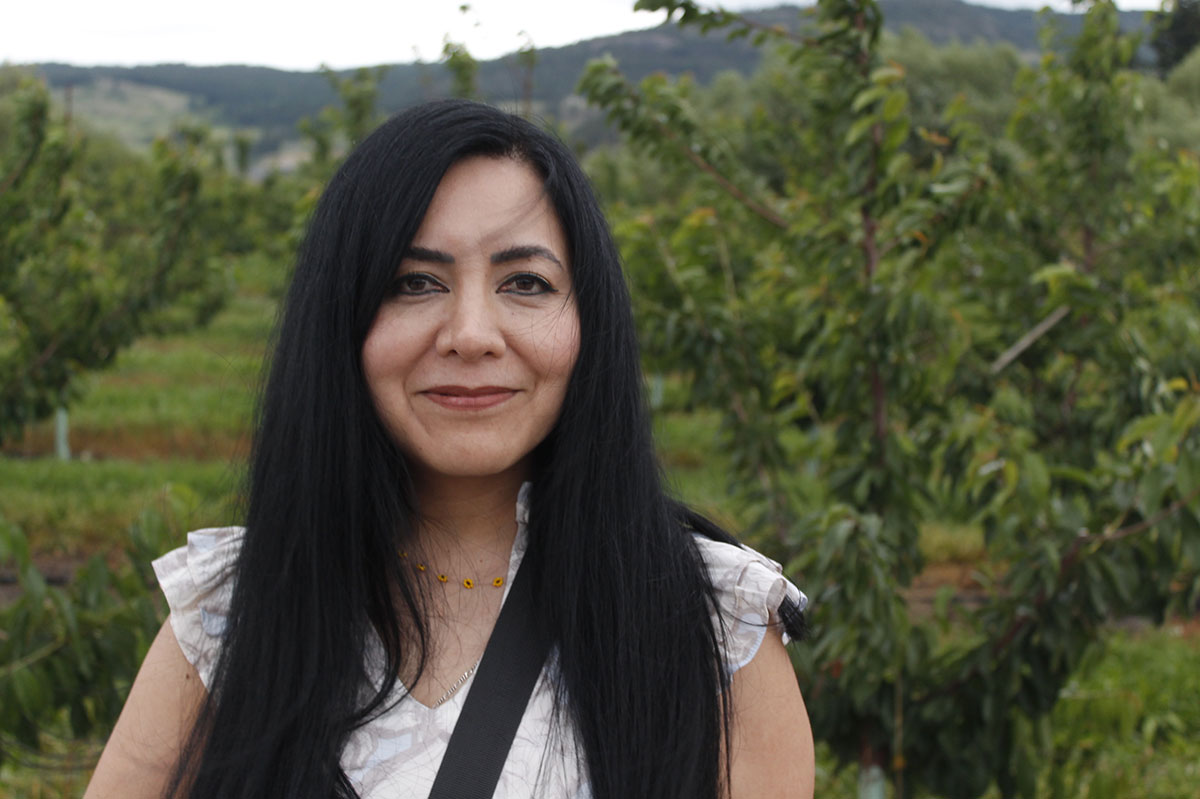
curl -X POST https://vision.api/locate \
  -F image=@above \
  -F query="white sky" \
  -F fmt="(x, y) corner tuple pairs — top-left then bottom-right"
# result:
(3, 0), (1164, 71)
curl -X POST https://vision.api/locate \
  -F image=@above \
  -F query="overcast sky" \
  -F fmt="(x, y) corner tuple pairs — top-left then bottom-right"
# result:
(4, 0), (1163, 71)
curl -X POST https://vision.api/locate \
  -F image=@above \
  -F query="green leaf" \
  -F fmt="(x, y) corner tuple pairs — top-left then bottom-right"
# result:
(869, 65), (904, 85)
(929, 177), (970, 196)
(845, 116), (877, 148)
(1170, 395), (1200, 439)
(882, 90), (908, 122)
(11, 667), (48, 722)
(1117, 414), (1168, 454)
(1177, 446), (1200, 505)
(19, 562), (47, 604)
(1021, 452), (1051, 505)
(1138, 466), (1172, 516)
(1031, 261), (1079, 286)
(852, 86), (887, 113)
(883, 120), (911, 154)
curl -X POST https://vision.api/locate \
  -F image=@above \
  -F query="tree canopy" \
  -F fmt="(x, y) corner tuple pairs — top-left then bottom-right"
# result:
(583, 1), (1200, 794)
(0, 71), (250, 443)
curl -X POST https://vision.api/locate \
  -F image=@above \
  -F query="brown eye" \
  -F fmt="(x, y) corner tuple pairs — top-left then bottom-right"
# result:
(500, 273), (554, 295)
(392, 273), (446, 296)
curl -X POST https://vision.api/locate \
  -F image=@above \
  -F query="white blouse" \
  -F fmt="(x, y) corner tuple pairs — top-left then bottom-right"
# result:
(152, 485), (807, 798)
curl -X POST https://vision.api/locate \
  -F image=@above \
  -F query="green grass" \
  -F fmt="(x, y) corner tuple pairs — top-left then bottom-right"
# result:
(62, 378), (254, 439)
(0, 458), (243, 555)
(64, 293), (270, 433)
(0, 292), (270, 556)
(7, 293), (272, 463)
(654, 409), (744, 528)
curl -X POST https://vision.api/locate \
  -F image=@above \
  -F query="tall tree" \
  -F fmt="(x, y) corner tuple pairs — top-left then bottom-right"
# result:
(0, 73), (236, 444)
(443, 40), (481, 100)
(583, 1), (1200, 795)
(1153, 0), (1200, 76)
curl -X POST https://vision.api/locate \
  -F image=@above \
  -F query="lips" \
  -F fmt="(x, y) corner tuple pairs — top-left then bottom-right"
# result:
(420, 385), (517, 410)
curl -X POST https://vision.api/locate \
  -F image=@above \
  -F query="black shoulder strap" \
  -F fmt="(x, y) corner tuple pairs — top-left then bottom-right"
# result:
(427, 555), (550, 799)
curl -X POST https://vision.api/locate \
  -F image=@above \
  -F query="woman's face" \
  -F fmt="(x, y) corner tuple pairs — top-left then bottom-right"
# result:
(362, 155), (580, 484)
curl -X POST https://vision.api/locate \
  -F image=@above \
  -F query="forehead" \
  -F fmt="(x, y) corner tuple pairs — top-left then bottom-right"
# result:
(412, 156), (565, 254)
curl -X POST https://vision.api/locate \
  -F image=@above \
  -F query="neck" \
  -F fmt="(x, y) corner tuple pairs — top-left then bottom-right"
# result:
(412, 465), (527, 565)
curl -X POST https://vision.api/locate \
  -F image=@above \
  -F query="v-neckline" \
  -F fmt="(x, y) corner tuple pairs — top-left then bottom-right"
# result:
(392, 515), (529, 712)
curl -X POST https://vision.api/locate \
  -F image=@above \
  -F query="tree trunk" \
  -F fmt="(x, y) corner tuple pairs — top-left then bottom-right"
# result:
(55, 407), (70, 461)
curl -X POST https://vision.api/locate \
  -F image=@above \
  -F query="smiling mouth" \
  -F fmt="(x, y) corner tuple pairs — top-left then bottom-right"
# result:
(421, 386), (517, 410)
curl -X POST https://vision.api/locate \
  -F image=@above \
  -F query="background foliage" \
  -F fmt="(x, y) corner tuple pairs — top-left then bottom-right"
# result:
(3, 1), (1199, 796)
(581, 0), (1200, 795)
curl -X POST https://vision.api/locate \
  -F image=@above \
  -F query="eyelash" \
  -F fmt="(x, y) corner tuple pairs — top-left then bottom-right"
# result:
(500, 273), (556, 295)
(389, 272), (556, 297)
(391, 273), (445, 296)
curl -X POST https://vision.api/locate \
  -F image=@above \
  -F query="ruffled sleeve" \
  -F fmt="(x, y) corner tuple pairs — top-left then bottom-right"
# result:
(151, 526), (245, 689)
(692, 536), (808, 677)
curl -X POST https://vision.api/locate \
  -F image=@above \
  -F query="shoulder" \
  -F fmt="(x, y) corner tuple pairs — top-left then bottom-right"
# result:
(693, 537), (815, 796)
(151, 526), (245, 689)
(84, 621), (207, 799)
(691, 535), (807, 675)
(727, 625), (815, 797)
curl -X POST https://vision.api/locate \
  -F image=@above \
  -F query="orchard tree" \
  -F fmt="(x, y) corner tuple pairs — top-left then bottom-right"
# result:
(0, 67), (384, 767)
(298, 65), (391, 175)
(1, 74), (266, 758)
(582, 1), (1200, 796)
(443, 39), (481, 100)
(0, 72), (242, 444)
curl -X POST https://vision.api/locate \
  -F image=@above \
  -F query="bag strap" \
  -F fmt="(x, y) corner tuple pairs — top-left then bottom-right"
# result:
(427, 555), (550, 799)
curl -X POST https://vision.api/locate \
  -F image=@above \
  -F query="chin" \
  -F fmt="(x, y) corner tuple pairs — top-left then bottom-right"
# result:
(408, 449), (534, 483)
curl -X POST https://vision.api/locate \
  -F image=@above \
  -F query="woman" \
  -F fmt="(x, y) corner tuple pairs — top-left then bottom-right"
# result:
(85, 100), (814, 799)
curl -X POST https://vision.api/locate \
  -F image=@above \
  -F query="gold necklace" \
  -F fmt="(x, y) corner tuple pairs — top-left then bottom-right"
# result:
(399, 551), (505, 589)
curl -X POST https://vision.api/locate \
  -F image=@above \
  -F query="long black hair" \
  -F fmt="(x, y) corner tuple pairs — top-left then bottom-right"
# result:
(169, 99), (803, 799)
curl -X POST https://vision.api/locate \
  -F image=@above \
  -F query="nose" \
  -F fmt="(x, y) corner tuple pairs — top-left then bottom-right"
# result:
(435, 286), (506, 361)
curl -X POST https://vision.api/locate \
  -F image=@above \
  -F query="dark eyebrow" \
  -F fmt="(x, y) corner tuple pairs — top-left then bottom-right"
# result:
(403, 246), (455, 264)
(491, 245), (564, 270)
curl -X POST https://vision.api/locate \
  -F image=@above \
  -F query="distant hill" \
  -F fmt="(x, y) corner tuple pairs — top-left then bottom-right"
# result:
(879, 0), (1146, 48)
(27, 1), (1151, 164)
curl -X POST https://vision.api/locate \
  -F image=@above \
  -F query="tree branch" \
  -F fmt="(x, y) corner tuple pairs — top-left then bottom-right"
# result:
(653, 117), (789, 229)
(649, 1), (819, 47)
(1089, 482), (1200, 546)
(988, 305), (1072, 375)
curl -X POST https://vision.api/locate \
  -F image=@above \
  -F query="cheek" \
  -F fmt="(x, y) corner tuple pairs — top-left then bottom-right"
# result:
(361, 326), (389, 398)
(544, 308), (581, 383)
(361, 314), (418, 399)
(512, 299), (579, 378)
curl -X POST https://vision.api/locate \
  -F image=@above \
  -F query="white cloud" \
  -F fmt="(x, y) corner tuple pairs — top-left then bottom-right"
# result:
(5, 0), (666, 69)
(2, 0), (1165, 71)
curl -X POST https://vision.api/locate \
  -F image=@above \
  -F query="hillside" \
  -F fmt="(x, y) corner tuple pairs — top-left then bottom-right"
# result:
(27, 1), (1151, 162)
